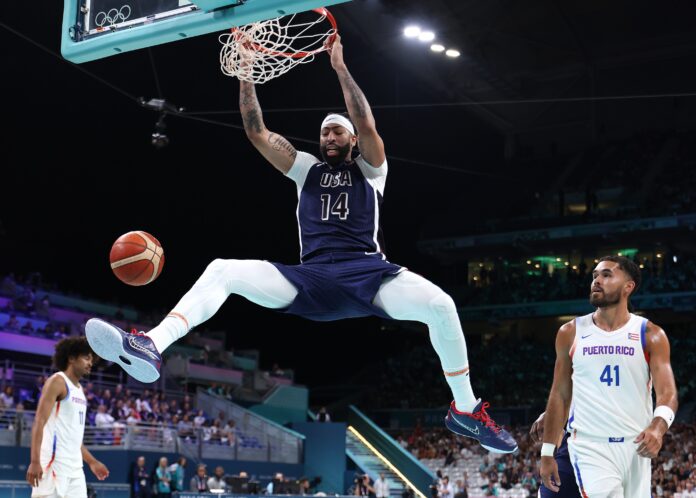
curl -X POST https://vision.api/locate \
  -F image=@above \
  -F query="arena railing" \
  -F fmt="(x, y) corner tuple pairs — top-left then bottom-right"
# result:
(0, 410), (301, 464)
(197, 390), (304, 464)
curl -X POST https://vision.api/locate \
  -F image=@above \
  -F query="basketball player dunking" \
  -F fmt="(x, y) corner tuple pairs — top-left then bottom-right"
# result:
(26, 337), (109, 498)
(84, 35), (517, 453)
(540, 256), (678, 497)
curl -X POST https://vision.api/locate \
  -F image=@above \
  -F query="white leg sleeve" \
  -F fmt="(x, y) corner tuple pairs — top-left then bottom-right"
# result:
(146, 259), (298, 352)
(373, 270), (478, 411)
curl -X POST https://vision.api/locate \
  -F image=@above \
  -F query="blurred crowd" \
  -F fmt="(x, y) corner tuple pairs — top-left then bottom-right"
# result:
(395, 421), (696, 497)
(370, 341), (553, 411)
(458, 252), (696, 307)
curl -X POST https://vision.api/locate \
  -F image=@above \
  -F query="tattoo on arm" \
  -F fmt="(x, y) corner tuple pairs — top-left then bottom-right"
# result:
(240, 82), (264, 134)
(340, 70), (370, 119)
(268, 133), (297, 159)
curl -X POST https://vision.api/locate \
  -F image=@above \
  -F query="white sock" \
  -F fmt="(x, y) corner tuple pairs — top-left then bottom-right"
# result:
(443, 367), (477, 413)
(146, 314), (188, 353)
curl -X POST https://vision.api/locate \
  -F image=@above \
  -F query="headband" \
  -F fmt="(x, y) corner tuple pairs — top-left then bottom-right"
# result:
(321, 114), (355, 135)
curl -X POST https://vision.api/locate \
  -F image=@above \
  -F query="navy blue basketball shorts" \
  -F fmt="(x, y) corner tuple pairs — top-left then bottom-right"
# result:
(540, 434), (581, 498)
(271, 251), (405, 321)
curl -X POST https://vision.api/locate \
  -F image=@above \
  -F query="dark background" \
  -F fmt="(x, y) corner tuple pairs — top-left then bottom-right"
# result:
(3, 0), (696, 387)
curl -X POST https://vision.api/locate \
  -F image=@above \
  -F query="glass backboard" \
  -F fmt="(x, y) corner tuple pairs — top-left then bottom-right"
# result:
(61, 0), (350, 63)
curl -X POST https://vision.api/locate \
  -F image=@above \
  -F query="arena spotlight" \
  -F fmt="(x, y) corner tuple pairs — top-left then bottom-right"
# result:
(430, 44), (445, 52)
(404, 26), (421, 38)
(445, 49), (461, 58)
(418, 31), (435, 42)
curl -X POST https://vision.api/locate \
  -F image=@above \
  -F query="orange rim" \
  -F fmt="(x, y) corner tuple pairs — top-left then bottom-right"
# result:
(231, 7), (337, 59)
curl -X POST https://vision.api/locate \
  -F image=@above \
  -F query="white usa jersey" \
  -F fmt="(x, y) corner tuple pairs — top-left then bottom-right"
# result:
(40, 371), (87, 478)
(567, 313), (652, 439)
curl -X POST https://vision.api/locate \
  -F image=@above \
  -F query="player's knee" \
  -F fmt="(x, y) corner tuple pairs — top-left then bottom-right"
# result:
(428, 292), (461, 339)
(205, 258), (228, 275)
(428, 292), (457, 316)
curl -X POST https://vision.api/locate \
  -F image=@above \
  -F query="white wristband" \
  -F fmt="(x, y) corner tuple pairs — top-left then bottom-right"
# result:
(654, 405), (674, 428)
(540, 443), (556, 457)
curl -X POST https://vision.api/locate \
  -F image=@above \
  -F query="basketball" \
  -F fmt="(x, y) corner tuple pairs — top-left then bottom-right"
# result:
(109, 231), (165, 286)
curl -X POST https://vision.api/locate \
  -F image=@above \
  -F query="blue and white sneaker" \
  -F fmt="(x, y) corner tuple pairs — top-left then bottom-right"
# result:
(445, 400), (518, 453)
(85, 318), (161, 383)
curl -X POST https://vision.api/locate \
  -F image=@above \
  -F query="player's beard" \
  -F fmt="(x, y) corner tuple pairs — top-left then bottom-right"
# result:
(589, 288), (621, 308)
(320, 142), (351, 166)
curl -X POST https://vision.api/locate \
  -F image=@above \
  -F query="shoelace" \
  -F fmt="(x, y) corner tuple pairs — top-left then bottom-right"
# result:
(130, 328), (145, 336)
(470, 402), (502, 434)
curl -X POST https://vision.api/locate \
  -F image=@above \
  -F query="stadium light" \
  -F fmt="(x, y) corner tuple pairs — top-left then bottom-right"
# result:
(445, 49), (461, 57)
(430, 44), (445, 52)
(404, 26), (421, 38)
(418, 31), (435, 42)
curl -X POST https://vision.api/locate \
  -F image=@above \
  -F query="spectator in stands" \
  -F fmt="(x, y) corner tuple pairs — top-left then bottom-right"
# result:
(190, 464), (209, 493)
(0, 386), (15, 410)
(221, 419), (236, 446)
(177, 414), (195, 440)
(155, 457), (172, 497)
(317, 406), (331, 422)
(208, 465), (228, 492)
(12, 403), (26, 446)
(193, 409), (206, 428)
(128, 456), (152, 498)
(1, 273), (17, 295)
(298, 477), (311, 495)
(20, 321), (35, 335)
(4, 314), (19, 331)
(453, 478), (467, 498)
(168, 456), (187, 492)
(101, 388), (113, 409)
(438, 476), (454, 498)
(374, 473), (390, 498)
(136, 390), (152, 415)
(267, 472), (284, 494)
(354, 474), (375, 496)
(95, 404), (115, 444)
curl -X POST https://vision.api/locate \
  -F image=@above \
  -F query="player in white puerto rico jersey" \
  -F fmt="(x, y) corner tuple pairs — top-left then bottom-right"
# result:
(26, 337), (109, 498)
(540, 256), (678, 497)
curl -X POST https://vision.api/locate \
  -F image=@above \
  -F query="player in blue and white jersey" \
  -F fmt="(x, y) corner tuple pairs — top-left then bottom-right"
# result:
(539, 256), (678, 497)
(85, 35), (516, 453)
(26, 337), (109, 498)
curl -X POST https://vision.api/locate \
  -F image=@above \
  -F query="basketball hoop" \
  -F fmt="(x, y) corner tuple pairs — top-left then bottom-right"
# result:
(219, 7), (337, 84)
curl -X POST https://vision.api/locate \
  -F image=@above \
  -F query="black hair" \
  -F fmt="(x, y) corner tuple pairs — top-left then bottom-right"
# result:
(53, 336), (93, 371)
(598, 255), (642, 310)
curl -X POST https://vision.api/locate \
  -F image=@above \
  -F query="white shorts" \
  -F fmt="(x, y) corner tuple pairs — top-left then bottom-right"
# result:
(567, 435), (650, 497)
(31, 470), (87, 498)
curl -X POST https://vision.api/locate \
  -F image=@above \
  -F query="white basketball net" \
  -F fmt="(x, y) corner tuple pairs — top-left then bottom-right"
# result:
(219, 10), (336, 84)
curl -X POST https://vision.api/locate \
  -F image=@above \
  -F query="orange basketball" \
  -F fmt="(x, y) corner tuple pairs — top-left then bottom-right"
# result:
(109, 231), (165, 286)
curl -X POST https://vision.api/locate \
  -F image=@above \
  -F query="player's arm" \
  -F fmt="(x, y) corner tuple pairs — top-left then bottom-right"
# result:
(82, 444), (109, 480)
(635, 322), (678, 459)
(239, 80), (297, 174)
(529, 411), (565, 447)
(539, 320), (575, 492)
(328, 34), (386, 168)
(26, 375), (67, 487)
